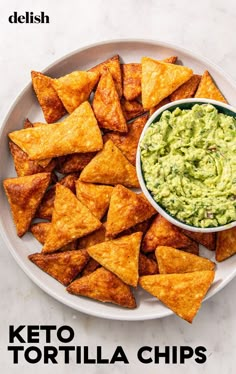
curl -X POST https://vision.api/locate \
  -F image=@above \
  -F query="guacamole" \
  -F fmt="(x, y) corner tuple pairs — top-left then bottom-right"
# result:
(140, 104), (236, 228)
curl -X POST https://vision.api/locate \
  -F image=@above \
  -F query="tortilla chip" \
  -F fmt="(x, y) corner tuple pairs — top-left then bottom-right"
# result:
(56, 152), (96, 174)
(9, 141), (56, 177)
(9, 102), (103, 160)
(87, 232), (142, 287)
(170, 74), (201, 101)
(31, 71), (66, 123)
(216, 227), (236, 262)
(141, 57), (193, 109)
(163, 56), (178, 64)
(67, 267), (136, 308)
(52, 70), (99, 113)
(103, 114), (148, 165)
(89, 55), (122, 97)
(180, 229), (216, 251)
(142, 215), (199, 255)
(156, 246), (215, 274)
(194, 71), (227, 103)
(3, 173), (51, 237)
(149, 97), (170, 116)
(122, 63), (142, 101)
(36, 173), (79, 220)
(76, 181), (113, 220)
(139, 271), (215, 323)
(29, 249), (89, 286)
(77, 224), (106, 250)
(106, 184), (156, 239)
(42, 184), (102, 253)
(92, 69), (128, 133)
(139, 253), (159, 276)
(120, 98), (146, 121)
(79, 140), (139, 188)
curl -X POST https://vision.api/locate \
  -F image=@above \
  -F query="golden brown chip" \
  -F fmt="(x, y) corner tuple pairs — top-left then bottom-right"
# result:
(163, 56), (178, 64)
(122, 63), (142, 101)
(142, 215), (199, 255)
(139, 253), (159, 276)
(106, 185), (156, 239)
(87, 232), (142, 287)
(67, 267), (136, 308)
(141, 57), (193, 109)
(156, 246), (215, 274)
(216, 227), (236, 262)
(29, 249), (89, 286)
(76, 181), (113, 220)
(139, 271), (215, 323)
(36, 173), (79, 220)
(89, 55), (122, 97)
(180, 229), (216, 251)
(42, 184), (102, 253)
(3, 173), (51, 237)
(92, 69), (128, 133)
(103, 114), (148, 165)
(194, 71), (227, 103)
(79, 140), (139, 188)
(31, 71), (67, 123)
(9, 102), (103, 160)
(170, 74), (201, 101)
(77, 224), (106, 249)
(149, 97), (171, 116)
(52, 70), (99, 113)
(120, 98), (146, 121)
(56, 152), (96, 174)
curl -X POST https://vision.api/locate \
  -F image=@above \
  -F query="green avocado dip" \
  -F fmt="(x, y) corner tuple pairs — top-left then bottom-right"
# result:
(140, 104), (236, 228)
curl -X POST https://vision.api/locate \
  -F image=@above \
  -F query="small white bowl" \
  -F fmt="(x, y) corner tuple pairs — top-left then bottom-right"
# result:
(136, 98), (236, 233)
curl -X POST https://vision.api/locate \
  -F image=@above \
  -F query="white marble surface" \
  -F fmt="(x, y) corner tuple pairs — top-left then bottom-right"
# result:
(1, 0), (236, 373)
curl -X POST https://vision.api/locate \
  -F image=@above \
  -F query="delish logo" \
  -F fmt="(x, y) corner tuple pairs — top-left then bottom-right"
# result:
(9, 11), (49, 24)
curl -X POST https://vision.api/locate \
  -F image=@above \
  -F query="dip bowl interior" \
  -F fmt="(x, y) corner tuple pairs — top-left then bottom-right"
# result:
(136, 98), (236, 233)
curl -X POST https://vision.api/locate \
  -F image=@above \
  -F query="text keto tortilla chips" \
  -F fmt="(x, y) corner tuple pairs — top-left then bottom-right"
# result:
(195, 70), (227, 103)
(29, 249), (89, 286)
(216, 227), (236, 262)
(79, 140), (139, 188)
(87, 232), (142, 287)
(89, 55), (122, 97)
(3, 173), (51, 237)
(56, 152), (96, 174)
(156, 246), (215, 274)
(142, 215), (199, 255)
(170, 74), (201, 101)
(141, 57), (193, 109)
(76, 181), (113, 220)
(139, 253), (159, 276)
(92, 69), (128, 133)
(42, 184), (102, 253)
(180, 229), (216, 251)
(9, 101), (103, 160)
(106, 184), (156, 239)
(31, 71), (67, 123)
(52, 70), (99, 113)
(67, 267), (136, 308)
(120, 98), (146, 121)
(103, 114), (148, 165)
(139, 271), (215, 323)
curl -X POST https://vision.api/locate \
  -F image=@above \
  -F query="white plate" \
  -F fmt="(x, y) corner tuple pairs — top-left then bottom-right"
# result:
(1, 39), (236, 321)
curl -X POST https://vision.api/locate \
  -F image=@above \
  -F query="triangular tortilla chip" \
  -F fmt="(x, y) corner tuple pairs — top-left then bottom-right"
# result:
(180, 229), (216, 251)
(194, 71), (227, 103)
(120, 98), (146, 121)
(216, 227), (236, 262)
(156, 246), (215, 274)
(106, 185), (156, 239)
(170, 74), (201, 101)
(42, 184), (102, 253)
(142, 215), (199, 254)
(29, 249), (89, 286)
(103, 114), (148, 165)
(141, 57), (193, 109)
(89, 55), (122, 97)
(9, 102), (103, 160)
(3, 173), (51, 237)
(92, 69), (128, 133)
(31, 71), (67, 123)
(67, 267), (136, 308)
(139, 253), (159, 276)
(79, 140), (139, 188)
(76, 181), (113, 220)
(56, 152), (96, 174)
(52, 70), (99, 113)
(139, 271), (215, 322)
(87, 232), (142, 286)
